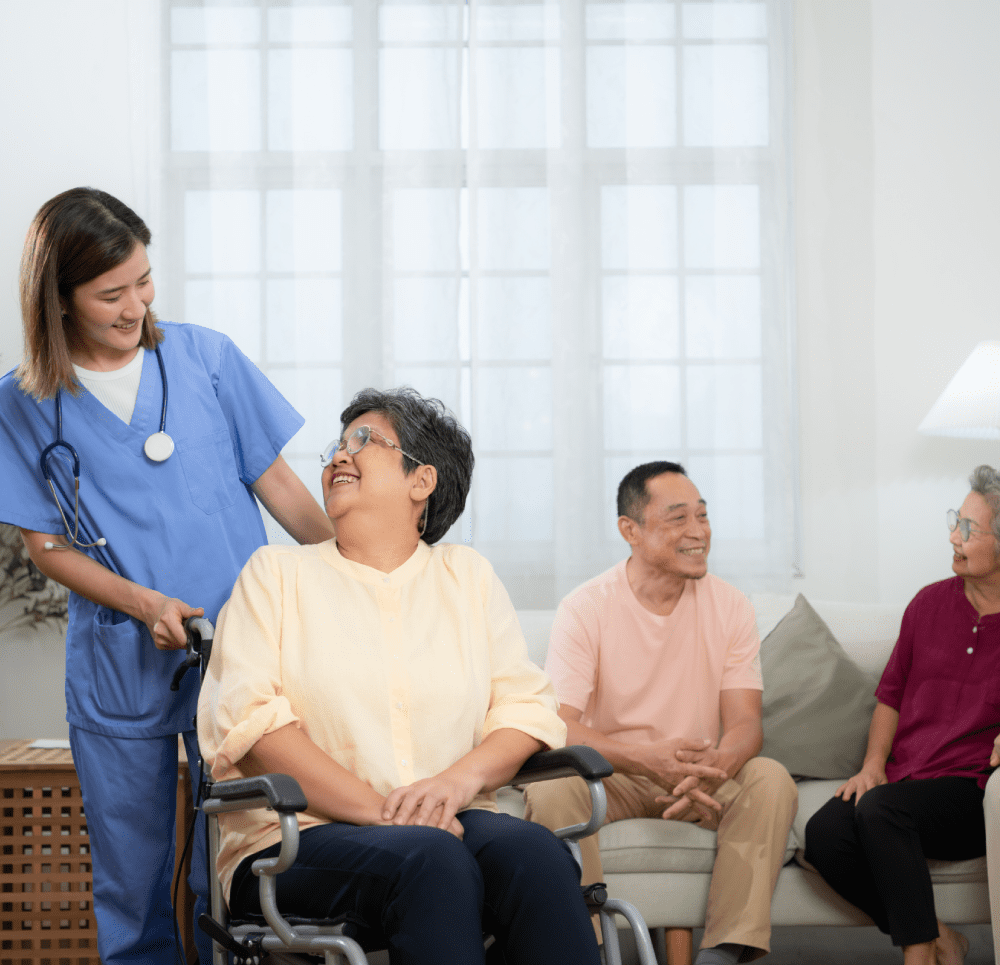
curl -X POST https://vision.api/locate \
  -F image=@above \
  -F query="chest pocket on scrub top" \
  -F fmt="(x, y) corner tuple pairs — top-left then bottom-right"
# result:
(177, 428), (239, 514)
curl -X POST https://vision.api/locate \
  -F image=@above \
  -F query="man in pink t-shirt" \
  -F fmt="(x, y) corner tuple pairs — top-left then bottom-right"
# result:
(524, 462), (797, 965)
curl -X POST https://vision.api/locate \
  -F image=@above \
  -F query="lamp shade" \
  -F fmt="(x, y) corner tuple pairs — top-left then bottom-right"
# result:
(918, 341), (1000, 439)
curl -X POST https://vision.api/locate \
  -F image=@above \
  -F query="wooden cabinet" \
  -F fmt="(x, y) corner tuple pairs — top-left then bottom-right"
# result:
(0, 740), (196, 965)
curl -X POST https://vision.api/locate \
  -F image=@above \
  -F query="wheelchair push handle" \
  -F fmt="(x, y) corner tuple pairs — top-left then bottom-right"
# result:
(169, 615), (216, 691)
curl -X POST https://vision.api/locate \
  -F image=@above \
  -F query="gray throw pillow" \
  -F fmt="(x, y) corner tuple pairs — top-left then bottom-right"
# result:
(759, 593), (877, 779)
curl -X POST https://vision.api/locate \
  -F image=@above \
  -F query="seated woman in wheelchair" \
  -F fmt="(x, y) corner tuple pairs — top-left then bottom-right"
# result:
(197, 386), (601, 965)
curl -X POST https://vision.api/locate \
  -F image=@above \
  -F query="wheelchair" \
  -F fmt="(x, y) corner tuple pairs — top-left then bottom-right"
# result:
(179, 619), (658, 965)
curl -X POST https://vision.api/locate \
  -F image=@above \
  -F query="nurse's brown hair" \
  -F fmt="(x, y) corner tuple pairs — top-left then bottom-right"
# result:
(16, 188), (163, 399)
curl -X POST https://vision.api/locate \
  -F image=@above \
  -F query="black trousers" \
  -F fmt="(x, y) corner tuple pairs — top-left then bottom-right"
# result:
(804, 777), (986, 947)
(231, 809), (600, 965)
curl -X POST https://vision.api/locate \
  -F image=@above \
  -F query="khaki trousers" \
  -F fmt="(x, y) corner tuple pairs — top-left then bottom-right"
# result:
(523, 757), (797, 959)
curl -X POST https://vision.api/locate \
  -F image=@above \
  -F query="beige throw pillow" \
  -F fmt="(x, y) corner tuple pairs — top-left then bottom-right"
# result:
(759, 593), (877, 779)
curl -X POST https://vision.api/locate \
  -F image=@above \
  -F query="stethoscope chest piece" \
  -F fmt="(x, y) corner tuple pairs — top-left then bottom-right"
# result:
(144, 431), (175, 462)
(41, 343), (174, 551)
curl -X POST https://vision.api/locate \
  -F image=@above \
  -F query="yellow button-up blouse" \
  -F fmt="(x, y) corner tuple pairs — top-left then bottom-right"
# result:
(197, 539), (566, 898)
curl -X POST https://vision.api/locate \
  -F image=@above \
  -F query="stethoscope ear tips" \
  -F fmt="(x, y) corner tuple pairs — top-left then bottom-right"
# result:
(43, 537), (107, 551)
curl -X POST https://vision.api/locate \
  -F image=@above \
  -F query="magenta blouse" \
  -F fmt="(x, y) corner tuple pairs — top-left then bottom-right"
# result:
(877, 576), (1000, 790)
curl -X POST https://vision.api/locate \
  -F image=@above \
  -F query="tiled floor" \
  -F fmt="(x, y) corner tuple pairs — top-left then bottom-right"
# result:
(611, 925), (996, 965)
(763, 924), (994, 965)
(332, 923), (999, 963)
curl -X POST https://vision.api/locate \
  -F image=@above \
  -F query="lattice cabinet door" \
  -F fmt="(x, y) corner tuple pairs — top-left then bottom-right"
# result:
(1, 743), (97, 965)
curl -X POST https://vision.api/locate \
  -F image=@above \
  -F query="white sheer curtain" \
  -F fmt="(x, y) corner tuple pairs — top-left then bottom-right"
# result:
(161, 0), (797, 607)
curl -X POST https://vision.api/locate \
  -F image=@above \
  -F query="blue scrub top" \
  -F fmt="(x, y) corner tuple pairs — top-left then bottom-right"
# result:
(0, 323), (304, 738)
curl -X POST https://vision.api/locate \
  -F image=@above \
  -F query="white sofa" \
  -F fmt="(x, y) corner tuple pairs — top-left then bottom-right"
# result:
(506, 595), (995, 941)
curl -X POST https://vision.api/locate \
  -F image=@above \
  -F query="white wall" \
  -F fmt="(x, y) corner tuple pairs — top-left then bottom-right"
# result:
(794, 0), (878, 603)
(2, 0), (1000, 736)
(0, 0), (160, 375)
(0, 0), (160, 738)
(793, 0), (1000, 606)
(870, 0), (1000, 603)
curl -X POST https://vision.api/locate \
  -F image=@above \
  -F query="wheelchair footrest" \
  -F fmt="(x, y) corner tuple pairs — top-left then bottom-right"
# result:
(582, 882), (608, 911)
(199, 912), (269, 964)
(198, 912), (244, 953)
(232, 933), (266, 965)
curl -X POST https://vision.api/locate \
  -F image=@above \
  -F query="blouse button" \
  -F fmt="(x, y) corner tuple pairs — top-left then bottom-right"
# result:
(973, 626), (979, 633)
(968, 647), (974, 654)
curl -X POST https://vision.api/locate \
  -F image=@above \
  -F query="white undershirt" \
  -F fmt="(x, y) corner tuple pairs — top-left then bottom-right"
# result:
(73, 348), (145, 426)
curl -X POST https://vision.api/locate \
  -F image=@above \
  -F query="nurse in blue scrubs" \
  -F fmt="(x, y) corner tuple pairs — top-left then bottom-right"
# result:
(0, 187), (335, 964)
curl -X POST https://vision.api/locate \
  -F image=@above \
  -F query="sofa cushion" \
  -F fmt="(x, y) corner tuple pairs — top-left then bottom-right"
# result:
(923, 856), (989, 884)
(760, 594), (877, 779)
(750, 594), (903, 678)
(791, 777), (847, 853)
(598, 817), (797, 874)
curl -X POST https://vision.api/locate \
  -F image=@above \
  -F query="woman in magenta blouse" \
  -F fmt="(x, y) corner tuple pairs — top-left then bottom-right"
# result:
(805, 466), (1000, 965)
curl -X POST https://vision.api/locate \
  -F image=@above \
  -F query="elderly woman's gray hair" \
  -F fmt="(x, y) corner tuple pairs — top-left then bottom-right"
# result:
(969, 465), (1000, 544)
(339, 387), (474, 545)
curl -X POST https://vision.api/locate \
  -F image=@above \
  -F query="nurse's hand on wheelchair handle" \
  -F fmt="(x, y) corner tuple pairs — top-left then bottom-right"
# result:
(170, 616), (215, 691)
(145, 591), (204, 650)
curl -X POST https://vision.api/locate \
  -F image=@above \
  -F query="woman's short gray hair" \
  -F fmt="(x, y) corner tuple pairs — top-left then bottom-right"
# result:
(339, 387), (474, 545)
(969, 465), (1000, 545)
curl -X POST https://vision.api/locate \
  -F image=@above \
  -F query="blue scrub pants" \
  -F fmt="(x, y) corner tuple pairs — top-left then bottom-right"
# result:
(69, 726), (212, 965)
(230, 809), (600, 965)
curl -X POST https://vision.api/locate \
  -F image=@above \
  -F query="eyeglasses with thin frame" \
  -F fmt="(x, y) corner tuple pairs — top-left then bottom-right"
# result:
(947, 509), (992, 542)
(320, 425), (421, 468)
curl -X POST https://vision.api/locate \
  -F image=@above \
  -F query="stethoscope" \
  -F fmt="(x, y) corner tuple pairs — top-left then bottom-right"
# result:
(40, 344), (175, 551)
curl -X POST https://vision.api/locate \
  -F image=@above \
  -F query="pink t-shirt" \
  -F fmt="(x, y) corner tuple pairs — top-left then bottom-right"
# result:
(545, 561), (762, 746)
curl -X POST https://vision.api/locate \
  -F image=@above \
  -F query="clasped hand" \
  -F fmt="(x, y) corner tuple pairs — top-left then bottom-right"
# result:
(643, 738), (728, 827)
(381, 768), (484, 840)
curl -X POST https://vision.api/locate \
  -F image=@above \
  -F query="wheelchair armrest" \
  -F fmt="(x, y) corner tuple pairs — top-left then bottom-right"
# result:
(507, 746), (612, 842)
(203, 773), (308, 815)
(506, 746), (613, 787)
(202, 773), (307, 946)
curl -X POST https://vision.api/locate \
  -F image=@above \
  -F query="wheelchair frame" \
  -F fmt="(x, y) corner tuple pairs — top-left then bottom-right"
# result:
(181, 620), (657, 965)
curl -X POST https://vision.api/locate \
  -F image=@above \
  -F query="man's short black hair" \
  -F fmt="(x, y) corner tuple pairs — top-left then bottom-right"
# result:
(617, 461), (688, 524)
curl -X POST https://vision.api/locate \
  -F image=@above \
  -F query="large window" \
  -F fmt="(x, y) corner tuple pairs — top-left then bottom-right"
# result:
(162, 0), (798, 606)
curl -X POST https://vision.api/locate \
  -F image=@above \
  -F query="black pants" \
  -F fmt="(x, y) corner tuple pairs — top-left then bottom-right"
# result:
(231, 809), (600, 965)
(804, 777), (986, 946)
